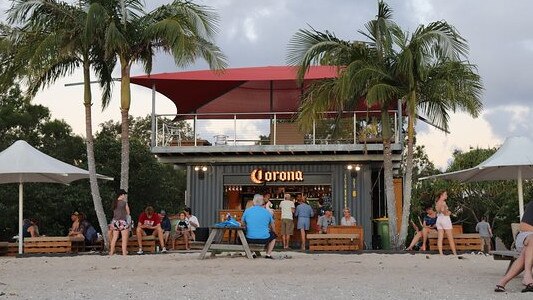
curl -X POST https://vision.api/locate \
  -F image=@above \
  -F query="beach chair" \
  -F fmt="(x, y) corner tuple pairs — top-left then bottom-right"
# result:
(491, 223), (521, 273)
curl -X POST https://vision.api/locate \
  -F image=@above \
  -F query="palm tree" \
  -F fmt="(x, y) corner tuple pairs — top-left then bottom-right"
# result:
(86, 0), (227, 191)
(288, 1), (403, 247)
(288, 1), (483, 249)
(393, 22), (483, 247)
(4, 0), (115, 246)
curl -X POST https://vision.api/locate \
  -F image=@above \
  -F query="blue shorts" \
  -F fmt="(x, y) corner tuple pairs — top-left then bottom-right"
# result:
(246, 231), (277, 245)
(297, 217), (310, 230)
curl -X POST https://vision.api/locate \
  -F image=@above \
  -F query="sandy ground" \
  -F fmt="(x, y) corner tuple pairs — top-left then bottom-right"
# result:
(0, 251), (530, 300)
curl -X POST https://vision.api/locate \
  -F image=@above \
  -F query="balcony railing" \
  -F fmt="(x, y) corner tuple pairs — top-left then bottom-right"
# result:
(152, 111), (402, 148)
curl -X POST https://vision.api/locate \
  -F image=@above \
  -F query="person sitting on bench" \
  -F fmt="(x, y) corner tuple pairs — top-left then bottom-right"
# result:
(172, 211), (191, 250)
(495, 201), (533, 293)
(136, 206), (167, 254)
(241, 194), (277, 259)
(405, 205), (437, 251)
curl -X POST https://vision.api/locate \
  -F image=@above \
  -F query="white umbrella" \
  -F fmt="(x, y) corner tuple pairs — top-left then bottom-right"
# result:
(0, 140), (113, 254)
(420, 136), (533, 218)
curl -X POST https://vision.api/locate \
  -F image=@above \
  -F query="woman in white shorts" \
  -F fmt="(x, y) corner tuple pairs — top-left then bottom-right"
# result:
(435, 191), (457, 255)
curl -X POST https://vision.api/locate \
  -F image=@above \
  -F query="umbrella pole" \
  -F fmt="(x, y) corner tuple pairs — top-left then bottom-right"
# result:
(518, 168), (524, 219)
(18, 182), (23, 255)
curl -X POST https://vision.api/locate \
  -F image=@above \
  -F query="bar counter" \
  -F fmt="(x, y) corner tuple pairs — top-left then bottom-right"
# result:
(219, 209), (319, 244)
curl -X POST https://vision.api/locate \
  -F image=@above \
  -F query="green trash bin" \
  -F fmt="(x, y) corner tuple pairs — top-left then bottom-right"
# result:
(374, 217), (390, 250)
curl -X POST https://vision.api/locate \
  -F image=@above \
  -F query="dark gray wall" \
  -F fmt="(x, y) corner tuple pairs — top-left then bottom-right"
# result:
(187, 162), (373, 248)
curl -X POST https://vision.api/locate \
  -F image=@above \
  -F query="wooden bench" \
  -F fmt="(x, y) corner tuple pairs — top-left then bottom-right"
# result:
(23, 236), (85, 254)
(327, 226), (364, 250)
(491, 223), (521, 272)
(428, 233), (482, 251)
(307, 234), (360, 252)
(114, 235), (156, 253)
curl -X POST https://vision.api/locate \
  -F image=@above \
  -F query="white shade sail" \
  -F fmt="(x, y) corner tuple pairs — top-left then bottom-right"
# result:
(420, 136), (533, 218)
(0, 140), (113, 255)
(0, 140), (112, 183)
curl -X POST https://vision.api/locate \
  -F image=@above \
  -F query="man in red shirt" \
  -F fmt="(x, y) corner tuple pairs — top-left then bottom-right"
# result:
(136, 206), (167, 254)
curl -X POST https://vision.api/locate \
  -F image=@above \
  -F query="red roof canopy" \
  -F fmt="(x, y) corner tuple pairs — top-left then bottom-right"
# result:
(130, 66), (392, 118)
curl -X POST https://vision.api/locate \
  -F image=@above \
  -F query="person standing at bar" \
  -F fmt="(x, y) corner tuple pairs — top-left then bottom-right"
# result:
(279, 193), (295, 249)
(295, 195), (314, 251)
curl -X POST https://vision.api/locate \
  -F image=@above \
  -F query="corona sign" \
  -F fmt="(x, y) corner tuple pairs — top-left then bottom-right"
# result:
(250, 169), (304, 184)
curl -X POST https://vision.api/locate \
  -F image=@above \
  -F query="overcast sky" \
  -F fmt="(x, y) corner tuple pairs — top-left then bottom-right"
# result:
(2, 0), (532, 169)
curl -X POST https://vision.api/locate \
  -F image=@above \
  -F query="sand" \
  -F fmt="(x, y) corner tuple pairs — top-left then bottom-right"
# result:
(0, 251), (530, 299)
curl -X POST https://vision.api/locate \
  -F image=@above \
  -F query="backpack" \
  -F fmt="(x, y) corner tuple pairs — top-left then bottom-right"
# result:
(84, 225), (98, 244)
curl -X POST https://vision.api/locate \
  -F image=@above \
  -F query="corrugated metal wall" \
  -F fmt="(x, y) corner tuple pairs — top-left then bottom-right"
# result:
(187, 162), (373, 248)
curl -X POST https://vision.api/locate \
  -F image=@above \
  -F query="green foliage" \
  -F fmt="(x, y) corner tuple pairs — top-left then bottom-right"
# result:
(413, 146), (532, 249)
(94, 116), (187, 218)
(0, 85), (186, 240)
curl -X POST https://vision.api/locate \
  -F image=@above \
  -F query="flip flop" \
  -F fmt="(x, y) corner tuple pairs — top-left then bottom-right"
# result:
(494, 285), (506, 292)
(522, 283), (533, 293)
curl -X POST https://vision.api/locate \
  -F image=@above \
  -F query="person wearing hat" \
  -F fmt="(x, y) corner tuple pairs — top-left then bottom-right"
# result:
(317, 206), (336, 234)
(68, 211), (84, 238)
(109, 189), (131, 256)
(159, 210), (172, 245)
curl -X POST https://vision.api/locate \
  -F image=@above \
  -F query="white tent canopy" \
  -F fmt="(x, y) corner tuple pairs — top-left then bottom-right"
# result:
(0, 140), (112, 254)
(421, 136), (533, 217)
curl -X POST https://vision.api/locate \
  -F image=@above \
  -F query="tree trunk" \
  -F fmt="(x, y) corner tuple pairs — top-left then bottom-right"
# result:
(381, 109), (399, 249)
(120, 58), (131, 191)
(83, 62), (109, 248)
(400, 92), (416, 249)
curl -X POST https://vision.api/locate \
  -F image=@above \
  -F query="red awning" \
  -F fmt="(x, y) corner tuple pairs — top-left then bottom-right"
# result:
(130, 66), (336, 115)
(130, 65), (393, 118)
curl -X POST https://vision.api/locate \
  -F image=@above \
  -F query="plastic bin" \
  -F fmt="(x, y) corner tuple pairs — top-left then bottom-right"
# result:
(374, 217), (390, 250)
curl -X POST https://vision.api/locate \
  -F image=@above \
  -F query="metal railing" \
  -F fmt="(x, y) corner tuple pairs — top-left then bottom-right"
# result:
(152, 110), (402, 148)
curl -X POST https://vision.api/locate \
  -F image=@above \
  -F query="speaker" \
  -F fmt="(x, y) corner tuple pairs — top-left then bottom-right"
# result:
(195, 227), (209, 242)
(372, 234), (382, 250)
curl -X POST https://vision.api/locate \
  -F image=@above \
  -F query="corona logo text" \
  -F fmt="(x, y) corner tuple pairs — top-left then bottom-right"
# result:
(250, 169), (304, 184)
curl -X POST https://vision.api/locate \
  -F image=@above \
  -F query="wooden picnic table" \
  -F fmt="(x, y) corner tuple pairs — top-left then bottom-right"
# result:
(199, 227), (255, 259)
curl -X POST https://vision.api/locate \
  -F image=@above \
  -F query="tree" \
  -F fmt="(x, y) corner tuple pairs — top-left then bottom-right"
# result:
(287, 1), (402, 247)
(86, 0), (227, 193)
(94, 116), (187, 218)
(288, 1), (483, 249)
(0, 85), (93, 240)
(393, 18), (483, 248)
(4, 0), (116, 246)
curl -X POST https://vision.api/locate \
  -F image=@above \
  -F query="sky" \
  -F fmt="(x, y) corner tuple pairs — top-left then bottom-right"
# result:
(2, 0), (532, 170)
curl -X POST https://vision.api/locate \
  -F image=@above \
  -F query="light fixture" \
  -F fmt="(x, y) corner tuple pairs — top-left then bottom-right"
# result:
(346, 164), (361, 178)
(194, 166), (200, 171)
(201, 166), (208, 172)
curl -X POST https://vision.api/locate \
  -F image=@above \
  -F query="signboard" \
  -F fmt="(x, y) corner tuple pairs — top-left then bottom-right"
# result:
(250, 168), (304, 184)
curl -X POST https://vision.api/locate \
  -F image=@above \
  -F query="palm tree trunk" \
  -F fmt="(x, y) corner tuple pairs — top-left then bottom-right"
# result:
(83, 62), (109, 248)
(120, 58), (131, 191)
(400, 93), (416, 248)
(381, 109), (399, 249)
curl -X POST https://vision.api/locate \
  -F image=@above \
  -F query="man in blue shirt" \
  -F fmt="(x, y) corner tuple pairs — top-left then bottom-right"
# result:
(242, 194), (277, 259)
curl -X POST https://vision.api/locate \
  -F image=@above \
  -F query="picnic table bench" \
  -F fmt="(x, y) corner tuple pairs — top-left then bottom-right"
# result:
(307, 233), (360, 252)
(114, 235), (156, 253)
(428, 233), (482, 251)
(199, 227), (264, 259)
(327, 226), (364, 250)
(23, 236), (85, 254)
(0, 242), (16, 256)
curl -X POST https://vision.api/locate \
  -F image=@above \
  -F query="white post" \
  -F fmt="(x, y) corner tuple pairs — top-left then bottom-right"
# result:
(518, 168), (524, 219)
(234, 114), (237, 146)
(312, 119), (316, 145)
(273, 114), (277, 145)
(18, 181), (23, 255)
(151, 84), (156, 148)
(353, 111), (357, 144)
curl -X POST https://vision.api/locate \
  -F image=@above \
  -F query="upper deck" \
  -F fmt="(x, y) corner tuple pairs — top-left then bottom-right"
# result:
(151, 110), (403, 164)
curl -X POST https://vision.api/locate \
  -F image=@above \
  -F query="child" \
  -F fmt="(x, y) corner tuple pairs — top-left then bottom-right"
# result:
(172, 212), (191, 250)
